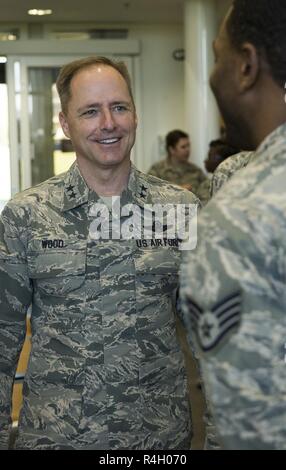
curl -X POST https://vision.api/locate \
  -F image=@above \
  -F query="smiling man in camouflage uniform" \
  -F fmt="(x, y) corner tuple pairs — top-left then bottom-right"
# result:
(181, 0), (286, 449)
(0, 56), (199, 450)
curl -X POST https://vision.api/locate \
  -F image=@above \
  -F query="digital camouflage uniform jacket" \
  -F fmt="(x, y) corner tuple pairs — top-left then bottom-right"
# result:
(210, 151), (254, 197)
(180, 123), (286, 449)
(148, 159), (207, 197)
(0, 163), (199, 450)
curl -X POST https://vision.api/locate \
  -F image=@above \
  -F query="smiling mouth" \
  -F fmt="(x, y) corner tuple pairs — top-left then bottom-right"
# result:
(96, 137), (121, 145)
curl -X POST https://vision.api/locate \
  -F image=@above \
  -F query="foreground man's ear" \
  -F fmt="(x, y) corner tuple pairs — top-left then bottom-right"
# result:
(238, 42), (260, 93)
(59, 111), (71, 139)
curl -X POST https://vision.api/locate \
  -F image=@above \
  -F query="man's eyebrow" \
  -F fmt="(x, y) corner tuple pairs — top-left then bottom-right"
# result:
(77, 101), (131, 114)
(111, 101), (131, 106)
(77, 103), (100, 113)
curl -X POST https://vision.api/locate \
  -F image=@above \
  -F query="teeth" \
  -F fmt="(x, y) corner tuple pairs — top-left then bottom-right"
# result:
(98, 138), (120, 144)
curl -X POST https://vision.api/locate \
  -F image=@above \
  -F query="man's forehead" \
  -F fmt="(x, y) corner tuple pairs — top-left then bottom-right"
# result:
(73, 64), (122, 83)
(70, 64), (131, 99)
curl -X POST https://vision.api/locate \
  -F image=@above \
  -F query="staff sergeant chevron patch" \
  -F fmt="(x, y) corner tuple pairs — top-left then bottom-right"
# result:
(186, 292), (242, 352)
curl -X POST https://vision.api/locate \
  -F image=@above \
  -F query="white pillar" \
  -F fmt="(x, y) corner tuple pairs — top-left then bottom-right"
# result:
(184, 0), (219, 168)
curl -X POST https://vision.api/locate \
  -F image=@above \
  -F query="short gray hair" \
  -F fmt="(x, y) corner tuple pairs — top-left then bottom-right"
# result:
(56, 55), (135, 114)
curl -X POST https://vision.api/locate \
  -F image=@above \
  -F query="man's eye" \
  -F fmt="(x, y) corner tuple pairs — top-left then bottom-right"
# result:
(83, 109), (98, 116)
(113, 105), (127, 112)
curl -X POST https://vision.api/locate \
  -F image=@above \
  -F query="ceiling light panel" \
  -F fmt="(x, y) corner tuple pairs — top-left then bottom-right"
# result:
(28, 9), (53, 16)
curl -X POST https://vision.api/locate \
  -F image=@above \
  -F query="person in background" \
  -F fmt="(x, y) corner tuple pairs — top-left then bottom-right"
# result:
(204, 139), (240, 174)
(148, 130), (207, 196)
(197, 139), (241, 205)
(181, 0), (286, 449)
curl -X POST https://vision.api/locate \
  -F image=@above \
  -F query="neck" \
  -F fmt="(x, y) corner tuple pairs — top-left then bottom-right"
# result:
(77, 158), (131, 196)
(169, 156), (188, 165)
(168, 155), (178, 166)
(246, 82), (286, 149)
(251, 108), (286, 149)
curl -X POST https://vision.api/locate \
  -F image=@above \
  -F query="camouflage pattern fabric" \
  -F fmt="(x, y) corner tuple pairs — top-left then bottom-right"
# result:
(196, 178), (211, 206)
(180, 122), (286, 449)
(0, 162), (199, 450)
(210, 151), (254, 197)
(148, 159), (207, 197)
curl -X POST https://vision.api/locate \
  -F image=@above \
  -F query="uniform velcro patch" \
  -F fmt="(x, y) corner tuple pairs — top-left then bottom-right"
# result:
(186, 292), (242, 352)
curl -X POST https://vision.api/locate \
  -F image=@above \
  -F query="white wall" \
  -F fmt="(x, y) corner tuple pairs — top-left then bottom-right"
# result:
(1, 2), (234, 189)
(129, 24), (185, 172)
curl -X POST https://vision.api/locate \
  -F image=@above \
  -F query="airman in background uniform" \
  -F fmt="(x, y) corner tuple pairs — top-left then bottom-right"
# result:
(181, 0), (286, 449)
(148, 130), (207, 196)
(196, 140), (244, 206)
(195, 178), (211, 206)
(149, 159), (207, 196)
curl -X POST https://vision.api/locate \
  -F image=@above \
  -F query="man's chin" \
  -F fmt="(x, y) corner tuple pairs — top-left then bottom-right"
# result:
(77, 154), (131, 172)
(96, 154), (131, 169)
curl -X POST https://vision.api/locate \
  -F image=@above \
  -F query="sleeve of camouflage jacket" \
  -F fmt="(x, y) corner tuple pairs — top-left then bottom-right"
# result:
(0, 204), (32, 449)
(196, 179), (211, 206)
(180, 197), (286, 449)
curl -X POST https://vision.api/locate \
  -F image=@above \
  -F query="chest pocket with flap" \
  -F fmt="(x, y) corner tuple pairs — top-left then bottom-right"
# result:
(134, 246), (180, 296)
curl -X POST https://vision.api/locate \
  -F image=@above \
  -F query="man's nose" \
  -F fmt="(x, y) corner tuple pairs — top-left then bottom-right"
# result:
(100, 108), (116, 131)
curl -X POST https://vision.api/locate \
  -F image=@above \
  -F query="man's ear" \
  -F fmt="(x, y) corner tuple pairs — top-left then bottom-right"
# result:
(238, 42), (260, 92)
(59, 111), (71, 139)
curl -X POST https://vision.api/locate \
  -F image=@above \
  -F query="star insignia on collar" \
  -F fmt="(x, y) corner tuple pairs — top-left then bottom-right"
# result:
(66, 184), (75, 193)
(186, 292), (242, 352)
(66, 183), (77, 200)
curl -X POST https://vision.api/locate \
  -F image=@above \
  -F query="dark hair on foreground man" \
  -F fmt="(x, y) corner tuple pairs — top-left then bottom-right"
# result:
(180, 0), (286, 450)
(227, 0), (286, 88)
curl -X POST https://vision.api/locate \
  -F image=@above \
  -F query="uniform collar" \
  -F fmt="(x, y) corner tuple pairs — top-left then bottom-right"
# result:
(255, 121), (286, 161)
(62, 162), (90, 211)
(124, 163), (152, 206)
(61, 161), (152, 212)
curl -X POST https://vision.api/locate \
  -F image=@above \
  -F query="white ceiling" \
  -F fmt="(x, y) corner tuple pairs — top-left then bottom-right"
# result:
(0, 0), (231, 24)
(0, 0), (185, 24)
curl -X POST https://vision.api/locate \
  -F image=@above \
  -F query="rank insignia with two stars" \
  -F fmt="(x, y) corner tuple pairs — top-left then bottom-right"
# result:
(66, 184), (77, 200)
(186, 292), (242, 352)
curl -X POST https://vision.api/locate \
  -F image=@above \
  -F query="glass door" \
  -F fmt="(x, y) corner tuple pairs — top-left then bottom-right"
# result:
(0, 56), (11, 212)
(7, 55), (135, 195)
